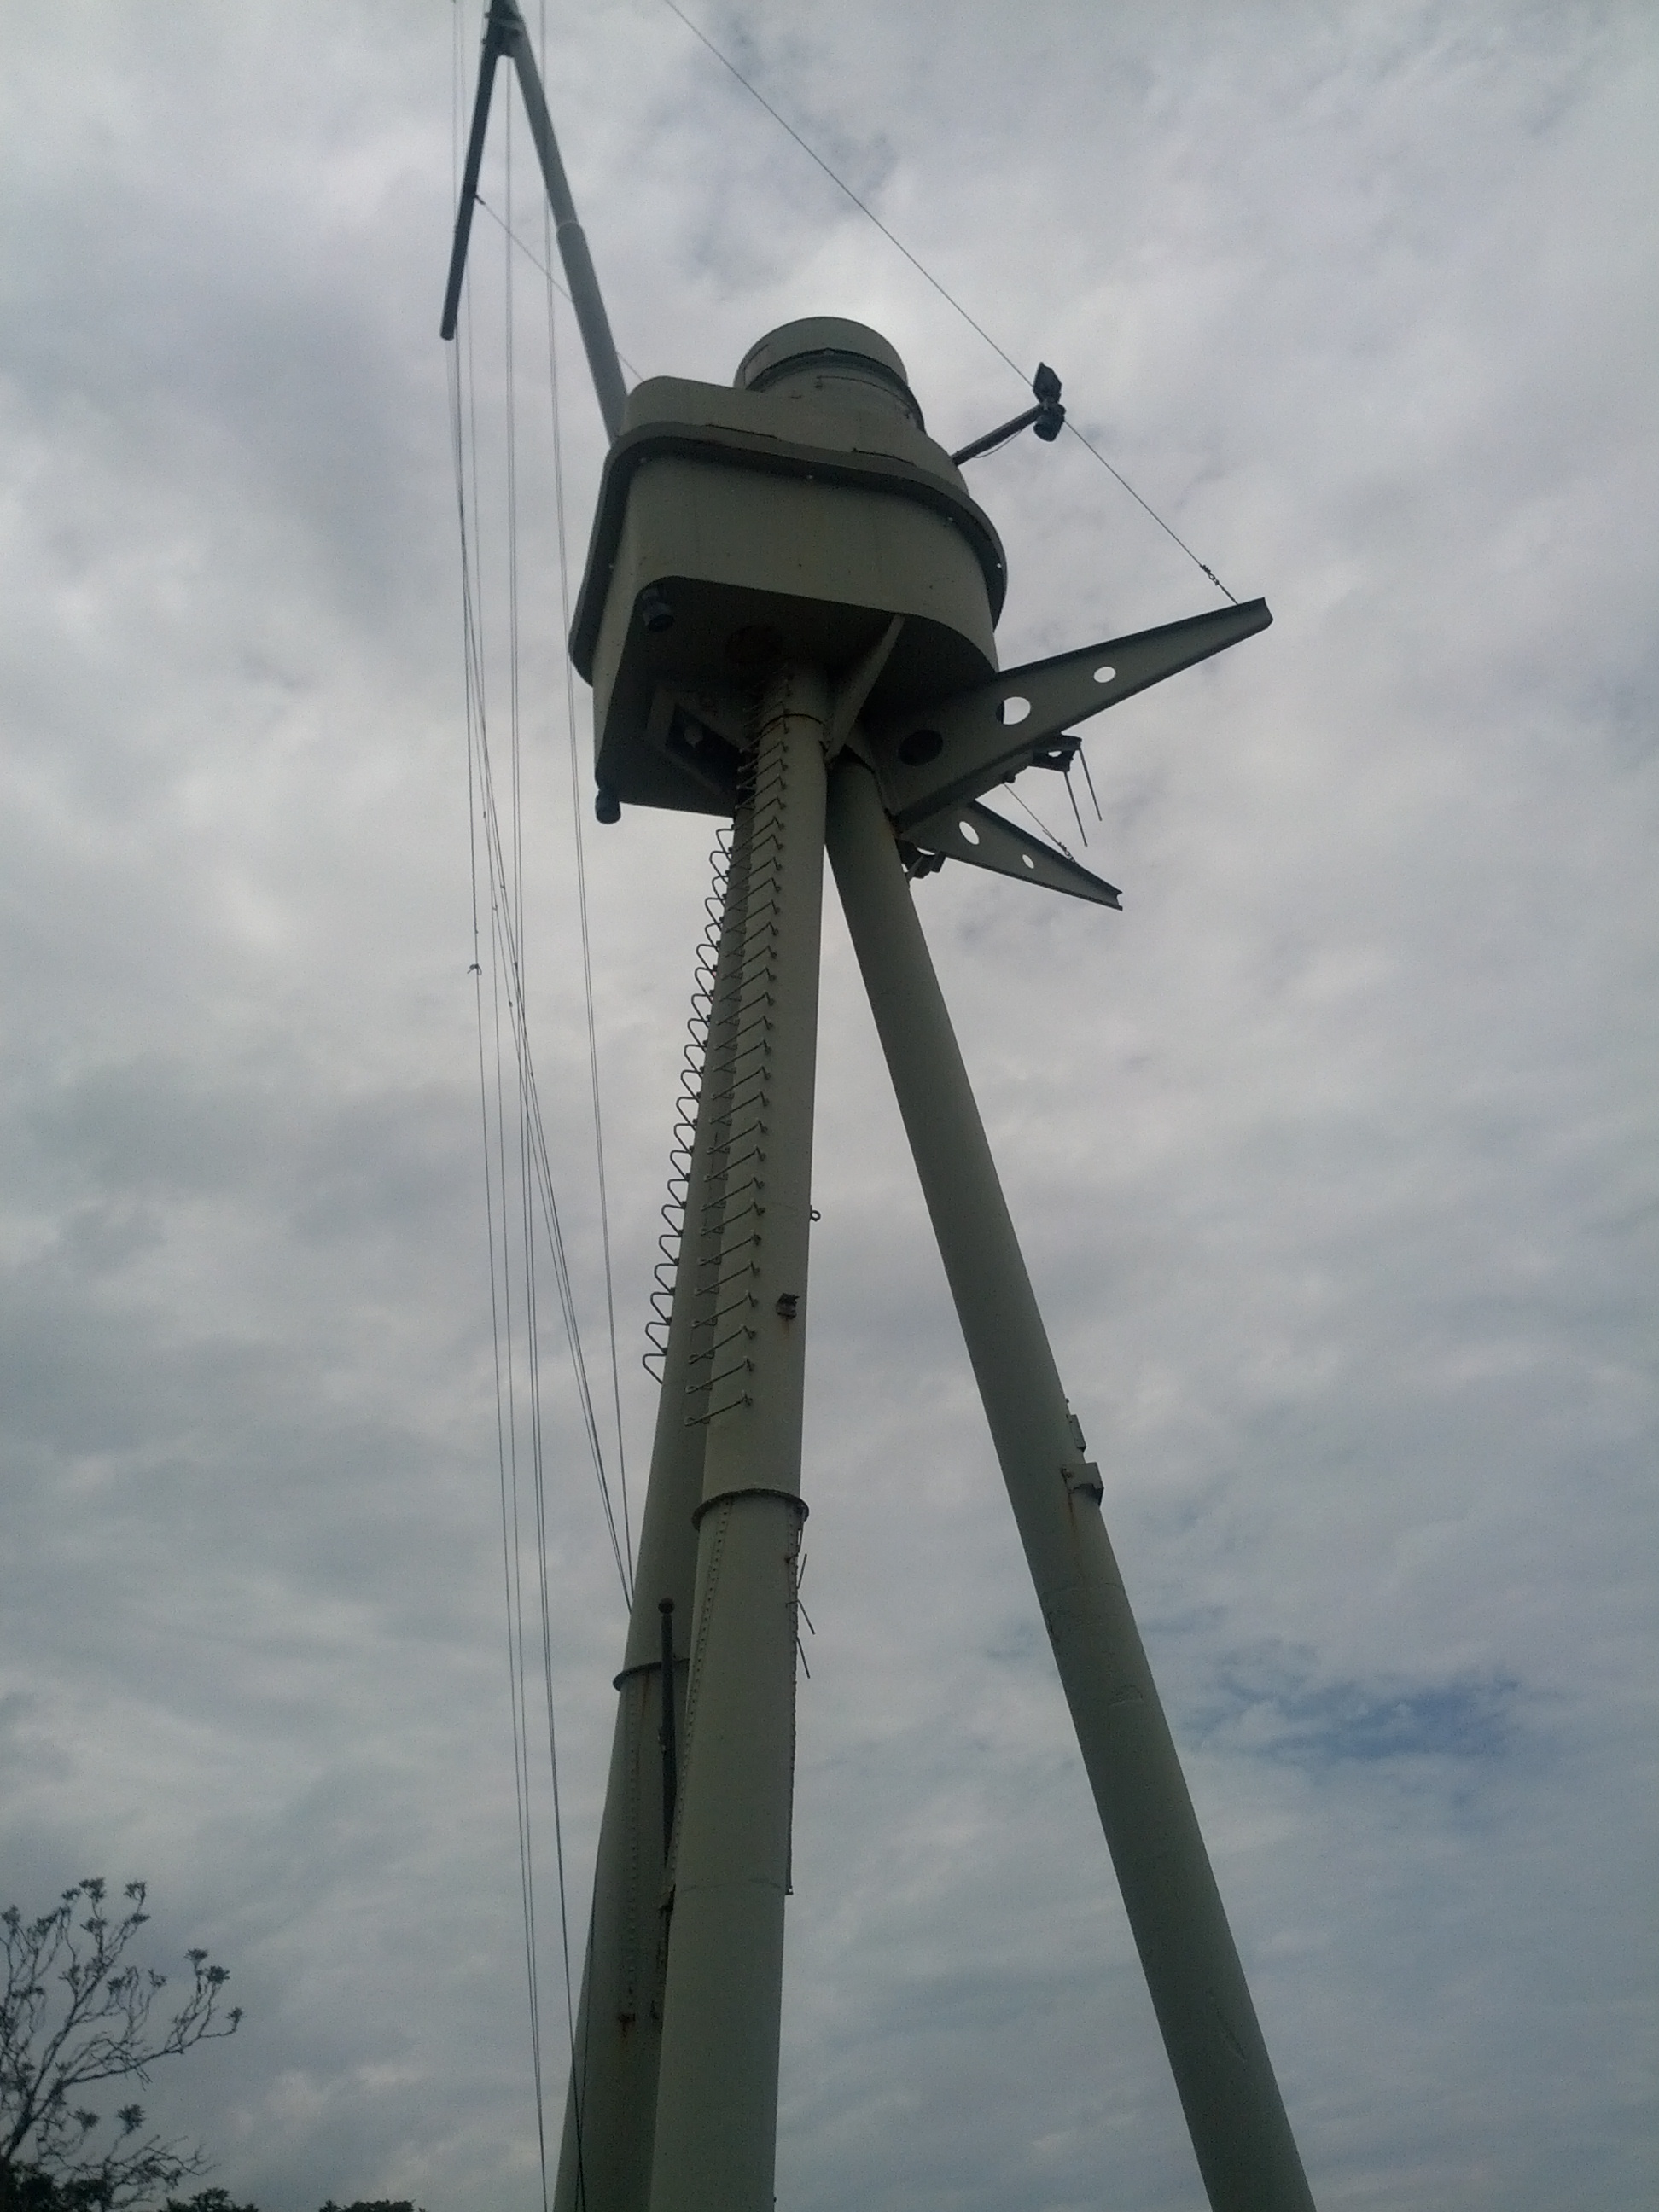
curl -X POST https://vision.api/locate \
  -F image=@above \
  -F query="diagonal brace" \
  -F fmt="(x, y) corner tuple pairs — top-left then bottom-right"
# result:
(440, 0), (629, 442)
(901, 800), (1121, 909)
(874, 597), (1272, 831)
(826, 756), (1317, 2212)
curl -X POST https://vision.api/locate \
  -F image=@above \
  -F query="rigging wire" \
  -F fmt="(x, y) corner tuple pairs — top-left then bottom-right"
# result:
(469, 701), (634, 1606)
(1078, 744), (1103, 821)
(453, 69), (564, 2209)
(499, 113), (562, 2212)
(453, 287), (559, 2212)
(449, 12), (646, 2193)
(658, 0), (1239, 605)
(454, 245), (632, 1615)
(473, 193), (649, 387)
(539, 0), (633, 1591)
(1002, 781), (1075, 859)
(1062, 760), (1090, 847)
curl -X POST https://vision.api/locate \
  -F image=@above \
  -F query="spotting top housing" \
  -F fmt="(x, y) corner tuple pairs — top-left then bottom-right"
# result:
(570, 317), (1005, 818)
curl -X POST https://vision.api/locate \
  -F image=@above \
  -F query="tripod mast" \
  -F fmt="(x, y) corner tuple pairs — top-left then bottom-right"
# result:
(442, 16), (1313, 2209)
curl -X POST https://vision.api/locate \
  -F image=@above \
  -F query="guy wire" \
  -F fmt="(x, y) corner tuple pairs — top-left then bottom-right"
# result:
(1004, 782), (1075, 860)
(449, 23), (622, 2198)
(467, 90), (556, 2212)
(450, 16), (630, 1618)
(501, 117), (560, 2212)
(453, 23), (561, 2207)
(539, 0), (633, 1593)
(659, 0), (1238, 604)
(452, 300), (553, 2212)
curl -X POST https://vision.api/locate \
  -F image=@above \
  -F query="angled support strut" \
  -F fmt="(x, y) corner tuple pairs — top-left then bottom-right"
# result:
(826, 757), (1316, 2212)
(440, 0), (628, 441)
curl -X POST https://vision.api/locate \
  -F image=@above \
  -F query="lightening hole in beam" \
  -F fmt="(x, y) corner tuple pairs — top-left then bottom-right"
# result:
(1094, 665), (1116, 684)
(1022, 853), (1035, 870)
(998, 696), (1032, 725)
(958, 818), (981, 846)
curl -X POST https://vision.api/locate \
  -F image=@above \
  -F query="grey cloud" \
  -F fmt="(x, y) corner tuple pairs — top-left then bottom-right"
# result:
(1198, 1648), (1524, 1764)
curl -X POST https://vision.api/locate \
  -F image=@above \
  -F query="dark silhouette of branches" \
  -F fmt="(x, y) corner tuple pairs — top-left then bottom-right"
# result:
(1, 1879), (241, 2212)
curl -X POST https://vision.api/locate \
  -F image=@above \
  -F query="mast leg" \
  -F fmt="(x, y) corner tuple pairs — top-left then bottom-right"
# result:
(648, 668), (830, 2212)
(825, 757), (1315, 2212)
(553, 806), (759, 2211)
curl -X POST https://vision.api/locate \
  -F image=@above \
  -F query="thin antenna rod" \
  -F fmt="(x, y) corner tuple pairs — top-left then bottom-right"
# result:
(442, 2), (630, 445)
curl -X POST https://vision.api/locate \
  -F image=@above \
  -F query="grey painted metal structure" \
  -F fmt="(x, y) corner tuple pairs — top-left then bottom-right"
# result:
(648, 665), (829, 2208)
(443, 19), (1316, 2209)
(440, 0), (627, 440)
(827, 760), (1314, 2212)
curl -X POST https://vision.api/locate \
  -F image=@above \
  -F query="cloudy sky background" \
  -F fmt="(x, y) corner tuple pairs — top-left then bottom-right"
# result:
(3, 3), (1656, 2208)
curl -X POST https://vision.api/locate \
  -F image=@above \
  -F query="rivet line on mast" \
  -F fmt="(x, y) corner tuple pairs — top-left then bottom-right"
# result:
(645, 824), (734, 1385)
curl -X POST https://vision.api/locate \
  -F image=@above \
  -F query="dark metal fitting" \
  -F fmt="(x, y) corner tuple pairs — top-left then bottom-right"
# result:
(897, 838), (946, 881)
(950, 363), (1065, 465)
(775, 1292), (800, 1318)
(1062, 1457), (1104, 1501)
(638, 583), (675, 632)
(1032, 362), (1065, 443)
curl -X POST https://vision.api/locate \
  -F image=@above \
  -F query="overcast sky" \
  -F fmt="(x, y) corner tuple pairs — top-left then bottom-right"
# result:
(3, 3), (1656, 2209)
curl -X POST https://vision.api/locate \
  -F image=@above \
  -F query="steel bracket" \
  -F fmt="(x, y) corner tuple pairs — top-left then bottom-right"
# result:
(900, 800), (1121, 910)
(872, 597), (1272, 831)
(1062, 1456), (1105, 1501)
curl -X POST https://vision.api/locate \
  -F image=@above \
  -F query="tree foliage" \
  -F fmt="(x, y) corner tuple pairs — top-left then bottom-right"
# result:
(174, 2200), (425, 2212)
(1, 1880), (241, 2212)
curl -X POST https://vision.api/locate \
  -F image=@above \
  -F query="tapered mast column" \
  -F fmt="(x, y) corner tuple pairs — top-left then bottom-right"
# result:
(647, 668), (830, 2212)
(553, 808), (756, 2211)
(826, 757), (1314, 2212)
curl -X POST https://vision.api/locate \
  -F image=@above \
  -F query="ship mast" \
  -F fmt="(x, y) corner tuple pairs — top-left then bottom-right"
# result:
(443, 9), (1314, 2209)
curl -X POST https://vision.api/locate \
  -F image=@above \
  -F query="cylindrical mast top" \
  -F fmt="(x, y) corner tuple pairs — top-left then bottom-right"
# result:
(735, 317), (925, 430)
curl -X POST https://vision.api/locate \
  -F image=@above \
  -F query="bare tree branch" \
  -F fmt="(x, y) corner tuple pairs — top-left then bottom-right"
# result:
(1, 1881), (241, 2212)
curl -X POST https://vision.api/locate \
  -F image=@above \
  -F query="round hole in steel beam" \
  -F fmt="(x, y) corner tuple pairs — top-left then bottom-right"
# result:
(1022, 853), (1036, 869)
(958, 818), (981, 846)
(899, 728), (944, 765)
(1093, 665), (1116, 684)
(998, 696), (1032, 725)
